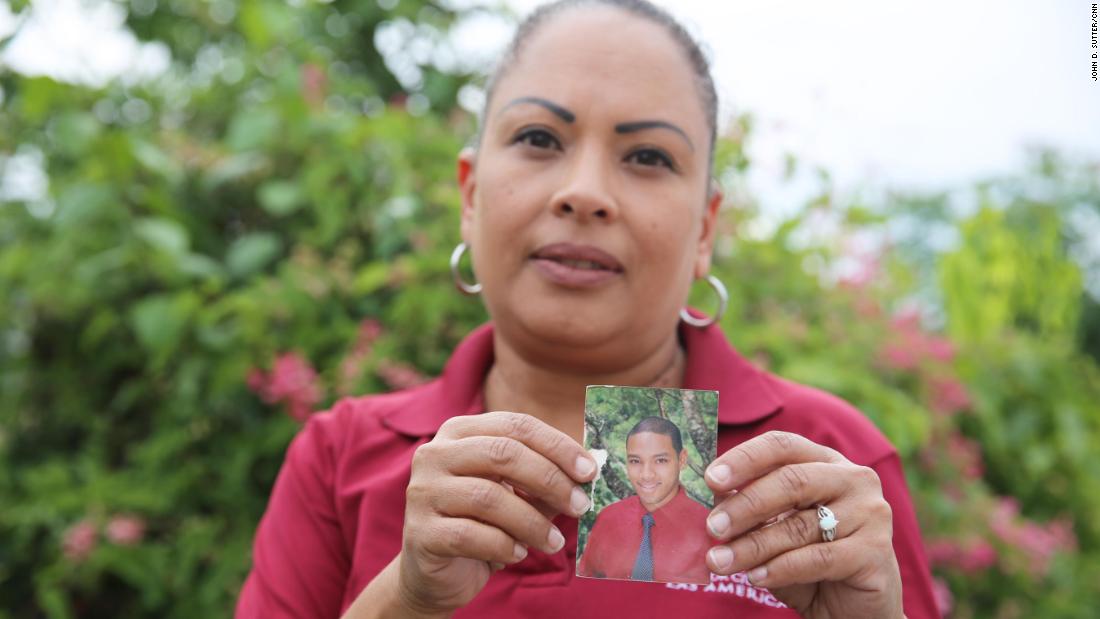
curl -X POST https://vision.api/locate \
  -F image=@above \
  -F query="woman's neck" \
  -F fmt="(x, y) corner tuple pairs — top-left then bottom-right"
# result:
(483, 333), (685, 443)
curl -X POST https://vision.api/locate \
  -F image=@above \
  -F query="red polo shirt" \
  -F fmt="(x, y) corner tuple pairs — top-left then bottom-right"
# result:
(578, 485), (711, 584)
(235, 322), (939, 619)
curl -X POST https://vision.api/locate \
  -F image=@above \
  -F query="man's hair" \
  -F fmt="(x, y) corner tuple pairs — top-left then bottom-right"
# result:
(477, 0), (718, 162)
(626, 416), (684, 454)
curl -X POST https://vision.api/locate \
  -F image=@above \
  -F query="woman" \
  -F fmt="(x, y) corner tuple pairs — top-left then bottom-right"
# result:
(235, 1), (938, 617)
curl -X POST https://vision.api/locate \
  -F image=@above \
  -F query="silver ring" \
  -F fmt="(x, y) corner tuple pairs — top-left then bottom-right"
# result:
(450, 242), (482, 295)
(680, 274), (728, 328)
(817, 504), (840, 542)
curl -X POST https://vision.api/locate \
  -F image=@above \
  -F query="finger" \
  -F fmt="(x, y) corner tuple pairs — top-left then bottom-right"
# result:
(740, 538), (869, 590)
(429, 477), (567, 554)
(706, 505), (857, 575)
(513, 486), (563, 521)
(439, 435), (590, 517)
(418, 517), (531, 565)
(437, 412), (597, 483)
(705, 431), (845, 493)
(707, 462), (853, 541)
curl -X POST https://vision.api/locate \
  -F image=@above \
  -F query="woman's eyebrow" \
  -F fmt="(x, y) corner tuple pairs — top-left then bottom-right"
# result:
(499, 96), (576, 123)
(497, 98), (694, 152)
(615, 120), (695, 152)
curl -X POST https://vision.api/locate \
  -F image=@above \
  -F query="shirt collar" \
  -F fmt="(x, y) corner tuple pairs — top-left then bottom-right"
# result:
(381, 321), (783, 437)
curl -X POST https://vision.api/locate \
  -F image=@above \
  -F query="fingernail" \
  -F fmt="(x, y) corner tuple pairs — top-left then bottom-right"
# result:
(748, 566), (768, 585)
(707, 511), (730, 537)
(570, 487), (591, 515)
(575, 455), (595, 478)
(513, 543), (528, 562)
(707, 464), (731, 485)
(708, 546), (734, 571)
(547, 526), (565, 552)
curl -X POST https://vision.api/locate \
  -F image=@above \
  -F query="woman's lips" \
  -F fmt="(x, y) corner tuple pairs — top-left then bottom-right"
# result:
(530, 242), (623, 289)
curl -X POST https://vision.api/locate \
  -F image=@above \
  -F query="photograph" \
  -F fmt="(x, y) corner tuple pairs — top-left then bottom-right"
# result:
(577, 385), (719, 585)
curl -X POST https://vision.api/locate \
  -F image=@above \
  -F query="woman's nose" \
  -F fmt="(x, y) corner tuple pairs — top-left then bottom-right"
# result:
(549, 147), (618, 222)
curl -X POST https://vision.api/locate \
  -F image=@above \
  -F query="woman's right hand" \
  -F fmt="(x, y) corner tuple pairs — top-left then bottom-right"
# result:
(394, 411), (597, 616)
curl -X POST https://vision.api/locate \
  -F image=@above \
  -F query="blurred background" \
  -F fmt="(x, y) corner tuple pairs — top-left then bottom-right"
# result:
(1, 0), (1098, 617)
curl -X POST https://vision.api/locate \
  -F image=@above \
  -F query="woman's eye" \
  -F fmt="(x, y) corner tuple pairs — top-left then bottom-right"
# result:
(515, 128), (560, 150)
(627, 148), (674, 169)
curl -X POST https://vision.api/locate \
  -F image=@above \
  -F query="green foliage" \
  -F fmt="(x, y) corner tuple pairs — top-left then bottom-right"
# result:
(2, 1), (1100, 618)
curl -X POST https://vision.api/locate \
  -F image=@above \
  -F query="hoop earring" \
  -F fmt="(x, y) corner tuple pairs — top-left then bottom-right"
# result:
(680, 274), (728, 328)
(450, 242), (482, 295)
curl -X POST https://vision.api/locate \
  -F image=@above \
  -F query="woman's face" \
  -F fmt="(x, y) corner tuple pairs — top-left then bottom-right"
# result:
(459, 7), (720, 372)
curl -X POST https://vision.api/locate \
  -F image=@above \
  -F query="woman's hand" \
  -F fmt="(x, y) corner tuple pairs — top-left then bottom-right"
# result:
(395, 411), (596, 616)
(703, 431), (904, 619)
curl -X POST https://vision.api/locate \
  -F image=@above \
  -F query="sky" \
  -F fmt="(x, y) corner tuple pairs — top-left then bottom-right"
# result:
(457, 0), (1100, 203)
(2, 0), (1099, 207)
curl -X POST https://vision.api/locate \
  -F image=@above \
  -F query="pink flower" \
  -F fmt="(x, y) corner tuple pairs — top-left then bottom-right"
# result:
(932, 577), (954, 617)
(358, 319), (383, 346)
(246, 368), (266, 393)
(957, 540), (997, 572)
(377, 360), (430, 391)
(925, 337), (957, 363)
(890, 308), (922, 334)
(62, 519), (98, 562)
(853, 296), (882, 319)
(946, 432), (984, 480)
(300, 63), (327, 109)
(248, 352), (324, 422)
(929, 375), (972, 415)
(988, 496), (1077, 576)
(105, 514), (146, 546)
(337, 318), (386, 396)
(879, 343), (920, 371)
(925, 540), (960, 567)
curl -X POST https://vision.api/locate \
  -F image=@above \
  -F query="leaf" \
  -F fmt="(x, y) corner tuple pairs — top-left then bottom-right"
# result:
(226, 108), (280, 151)
(129, 293), (197, 360)
(131, 138), (184, 185)
(352, 262), (391, 295)
(257, 180), (303, 216)
(135, 217), (189, 255)
(202, 153), (268, 189)
(51, 112), (101, 156)
(226, 233), (281, 277)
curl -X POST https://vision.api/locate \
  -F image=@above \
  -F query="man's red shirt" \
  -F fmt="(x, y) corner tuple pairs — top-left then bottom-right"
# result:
(235, 321), (939, 618)
(578, 485), (711, 584)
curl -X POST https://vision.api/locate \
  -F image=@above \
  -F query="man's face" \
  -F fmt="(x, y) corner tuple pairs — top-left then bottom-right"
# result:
(625, 431), (687, 512)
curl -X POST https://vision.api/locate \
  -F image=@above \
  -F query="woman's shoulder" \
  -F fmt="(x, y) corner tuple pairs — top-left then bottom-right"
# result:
(738, 371), (897, 468)
(293, 379), (444, 468)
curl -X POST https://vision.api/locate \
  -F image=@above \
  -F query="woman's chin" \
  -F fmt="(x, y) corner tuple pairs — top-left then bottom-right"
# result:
(514, 304), (621, 348)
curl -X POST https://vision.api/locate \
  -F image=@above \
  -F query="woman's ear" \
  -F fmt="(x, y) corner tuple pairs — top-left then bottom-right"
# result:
(693, 180), (723, 279)
(457, 147), (477, 242)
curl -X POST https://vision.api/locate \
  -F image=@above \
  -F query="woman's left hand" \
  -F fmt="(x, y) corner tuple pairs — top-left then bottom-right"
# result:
(704, 431), (904, 619)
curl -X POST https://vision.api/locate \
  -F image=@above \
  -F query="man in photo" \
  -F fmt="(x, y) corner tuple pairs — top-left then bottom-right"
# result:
(577, 416), (712, 584)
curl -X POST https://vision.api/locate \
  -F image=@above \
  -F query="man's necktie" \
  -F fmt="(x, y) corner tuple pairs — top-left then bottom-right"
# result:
(631, 513), (656, 581)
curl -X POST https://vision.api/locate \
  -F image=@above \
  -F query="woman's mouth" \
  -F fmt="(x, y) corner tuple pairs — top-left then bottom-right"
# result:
(529, 243), (623, 288)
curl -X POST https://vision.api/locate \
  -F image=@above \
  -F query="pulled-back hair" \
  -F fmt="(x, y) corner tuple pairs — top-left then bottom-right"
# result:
(478, 0), (718, 161)
(626, 416), (684, 453)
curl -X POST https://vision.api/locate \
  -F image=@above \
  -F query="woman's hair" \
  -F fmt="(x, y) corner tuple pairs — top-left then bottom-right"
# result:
(478, 0), (718, 161)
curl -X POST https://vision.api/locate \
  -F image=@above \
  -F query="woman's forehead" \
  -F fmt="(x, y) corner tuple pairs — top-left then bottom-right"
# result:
(489, 8), (707, 132)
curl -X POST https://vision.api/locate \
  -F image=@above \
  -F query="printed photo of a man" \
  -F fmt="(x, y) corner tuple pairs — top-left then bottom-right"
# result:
(577, 416), (712, 584)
